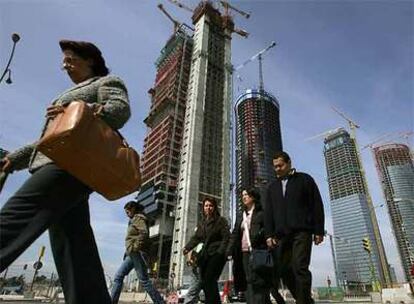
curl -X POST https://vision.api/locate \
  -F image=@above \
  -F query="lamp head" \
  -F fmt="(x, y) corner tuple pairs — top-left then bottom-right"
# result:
(11, 33), (20, 43)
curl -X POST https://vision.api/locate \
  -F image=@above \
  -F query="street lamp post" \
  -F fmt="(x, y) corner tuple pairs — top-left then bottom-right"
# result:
(0, 33), (20, 85)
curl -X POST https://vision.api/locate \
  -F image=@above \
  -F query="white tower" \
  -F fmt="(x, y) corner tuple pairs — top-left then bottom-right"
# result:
(169, 1), (234, 287)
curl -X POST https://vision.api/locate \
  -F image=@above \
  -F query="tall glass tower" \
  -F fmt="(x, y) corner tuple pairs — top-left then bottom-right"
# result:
(324, 128), (388, 290)
(374, 143), (414, 283)
(235, 89), (282, 207)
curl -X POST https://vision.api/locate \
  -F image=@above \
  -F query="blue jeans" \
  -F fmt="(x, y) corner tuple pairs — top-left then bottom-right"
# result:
(110, 252), (164, 304)
(184, 267), (202, 304)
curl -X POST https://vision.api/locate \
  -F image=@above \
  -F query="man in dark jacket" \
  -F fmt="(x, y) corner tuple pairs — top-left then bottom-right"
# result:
(265, 151), (324, 304)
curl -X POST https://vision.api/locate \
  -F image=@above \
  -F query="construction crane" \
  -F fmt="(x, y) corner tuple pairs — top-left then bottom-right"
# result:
(220, 0), (250, 18)
(361, 131), (413, 150)
(234, 41), (277, 92)
(166, 0), (194, 13)
(305, 127), (344, 142)
(331, 106), (360, 139)
(168, 0), (249, 38)
(332, 105), (392, 288)
(219, 0), (250, 38)
(157, 4), (194, 33)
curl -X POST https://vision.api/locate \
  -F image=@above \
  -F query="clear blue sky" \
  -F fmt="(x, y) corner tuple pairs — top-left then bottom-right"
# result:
(0, 0), (412, 286)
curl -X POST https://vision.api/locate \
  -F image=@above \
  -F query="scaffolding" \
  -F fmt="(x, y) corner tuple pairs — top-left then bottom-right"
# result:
(137, 28), (193, 281)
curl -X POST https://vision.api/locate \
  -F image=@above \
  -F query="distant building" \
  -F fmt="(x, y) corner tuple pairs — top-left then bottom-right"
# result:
(136, 29), (193, 280)
(235, 89), (282, 206)
(324, 128), (390, 290)
(373, 143), (414, 284)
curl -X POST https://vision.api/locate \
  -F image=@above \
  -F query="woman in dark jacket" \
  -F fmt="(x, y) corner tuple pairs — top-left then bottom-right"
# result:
(227, 188), (271, 304)
(183, 197), (230, 304)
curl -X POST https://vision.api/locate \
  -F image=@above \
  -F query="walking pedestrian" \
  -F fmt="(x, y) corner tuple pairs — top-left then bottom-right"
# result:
(183, 197), (230, 304)
(227, 188), (270, 304)
(111, 201), (165, 304)
(0, 39), (131, 304)
(264, 151), (325, 304)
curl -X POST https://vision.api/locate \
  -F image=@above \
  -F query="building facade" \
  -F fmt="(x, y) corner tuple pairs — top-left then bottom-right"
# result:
(324, 128), (390, 290)
(235, 89), (282, 206)
(373, 143), (414, 283)
(136, 29), (193, 281)
(169, 2), (233, 287)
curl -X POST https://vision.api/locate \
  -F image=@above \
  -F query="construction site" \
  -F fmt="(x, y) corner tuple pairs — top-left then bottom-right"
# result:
(234, 42), (283, 207)
(136, 5), (193, 282)
(136, 0), (250, 288)
(373, 143), (414, 286)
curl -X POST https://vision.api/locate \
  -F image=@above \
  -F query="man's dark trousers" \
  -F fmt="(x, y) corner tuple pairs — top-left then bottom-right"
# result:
(278, 231), (313, 304)
(0, 164), (111, 304)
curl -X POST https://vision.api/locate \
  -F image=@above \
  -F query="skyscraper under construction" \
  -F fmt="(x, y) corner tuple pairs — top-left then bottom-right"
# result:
(169, 1), (235, 286)
(373, 143), (414, 283)
(137, 29), (193, 280)
(235, 89), (282, 204)
(324, 128), (390, 290)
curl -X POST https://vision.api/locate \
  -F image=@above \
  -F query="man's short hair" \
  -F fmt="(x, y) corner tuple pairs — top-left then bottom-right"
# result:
(273, 151), (291, 163)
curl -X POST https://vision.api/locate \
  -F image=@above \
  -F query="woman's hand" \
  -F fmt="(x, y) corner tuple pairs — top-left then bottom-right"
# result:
(46, 105), (65, 119)
(183, 248), (189, 255)
(0, 157), (12, 173)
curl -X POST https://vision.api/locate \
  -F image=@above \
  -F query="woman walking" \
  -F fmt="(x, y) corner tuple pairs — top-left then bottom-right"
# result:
(0, 39), (130, 304)
(227, 188), (271, 304)
(183, 197), (230, 304)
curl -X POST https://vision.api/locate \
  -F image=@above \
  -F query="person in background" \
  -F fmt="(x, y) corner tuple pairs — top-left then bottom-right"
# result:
(183, 197), (230, 304)
(0, 39), (130, 304)
(111, 201), (165, 304)
(182, 265), (202, 304)
(265, 151), (325, 304)
(227, 188), (271, 304)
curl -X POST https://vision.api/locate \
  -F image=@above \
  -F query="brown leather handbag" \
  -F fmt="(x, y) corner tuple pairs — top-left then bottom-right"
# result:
(37, 101), (141, 200)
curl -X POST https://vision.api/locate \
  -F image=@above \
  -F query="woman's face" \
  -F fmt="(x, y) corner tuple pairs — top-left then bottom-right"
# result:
(62, 49), (94, 84)
(125, 207), (135, 219)
(203, 200), (215, 218)
(242, 190), (254, 208)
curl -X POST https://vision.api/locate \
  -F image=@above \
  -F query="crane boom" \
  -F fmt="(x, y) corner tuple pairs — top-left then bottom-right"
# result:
(235, 41), (276, 71)
(234, 41), (276, 92)
(220, 0), (250, 18)
(166, 0), (194, 13)
(158, 4), (180, 32)
(332, 106), (360, 131)
(305, 127), (343, 142)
